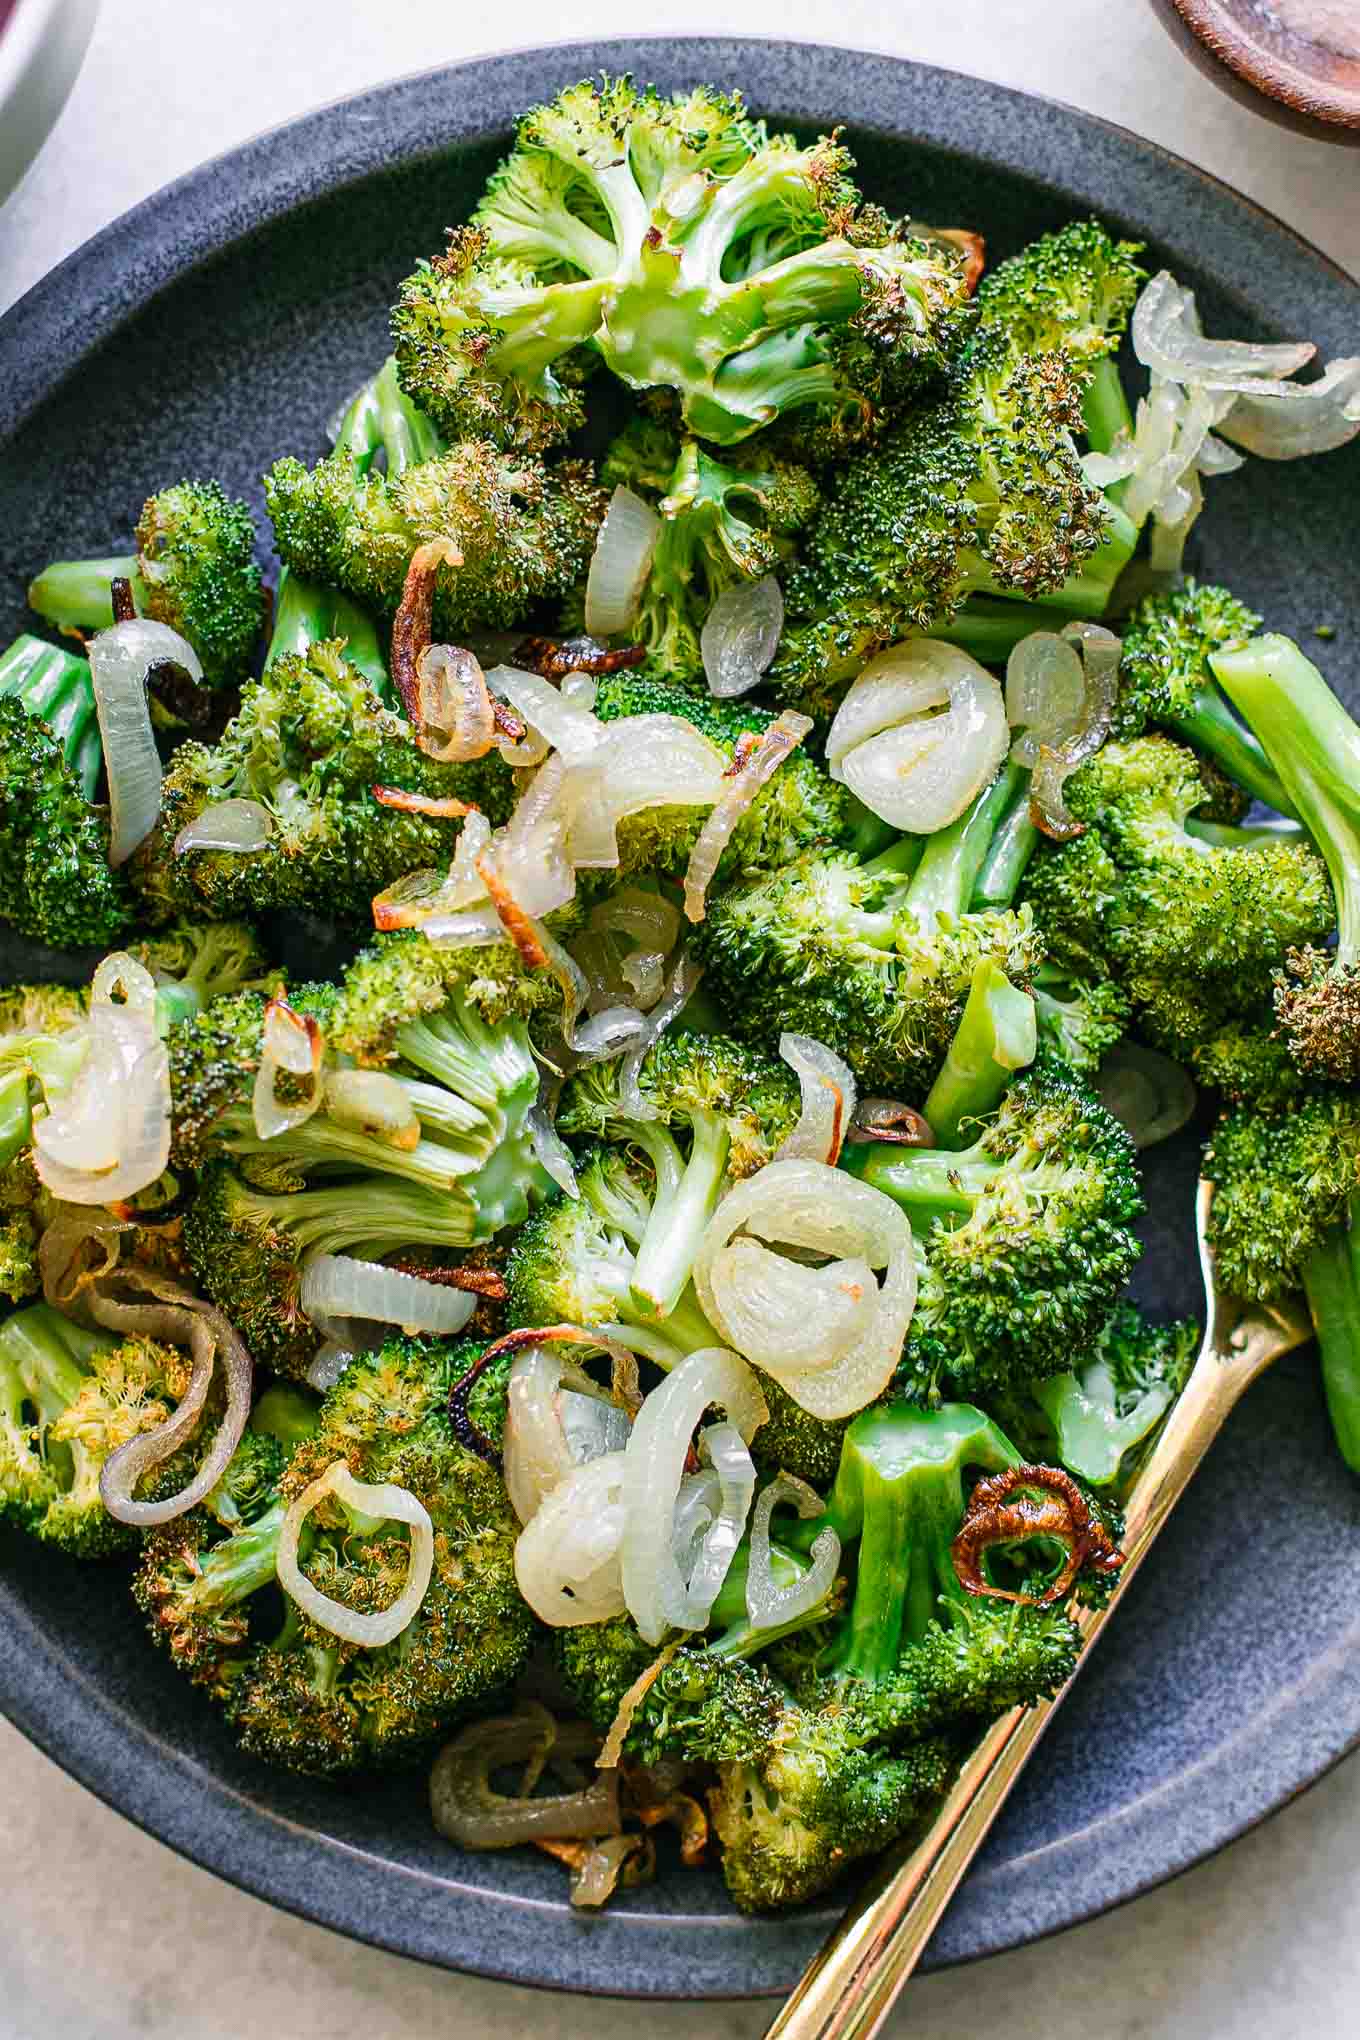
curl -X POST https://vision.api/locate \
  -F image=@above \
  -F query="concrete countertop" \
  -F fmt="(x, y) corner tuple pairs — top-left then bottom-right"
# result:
(2, 4), (1357, 2034)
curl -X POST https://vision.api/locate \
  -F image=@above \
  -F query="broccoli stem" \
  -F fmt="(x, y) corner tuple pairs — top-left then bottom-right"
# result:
(629, 1114), (731, 1321)
(841, 1137), (1029, 1226)
(0, 1305), (103, 1424)
(194, 1499), (288, 1609)
(972, 771), (1038, 909)
(1302, 1206), (1360, 1475)
(267, 567), (390, 697)
(263, 1178), (478, 1259)
(1184, 817), (1310, 850)
(0, 636), (100, 798)
(251, 1383), (321, 1450)
(924, 961), (1037, 1149)
(1169, 683), (1298, 820)
(1081, 356), (1133, 457)
(335, 357), (443, 477)
(862, 835), (925, 881)
(933, 600), (1060, 666)
(0, 1069), (31, 1168)
(27, 556), (142, 633)
(1212, 636), (1360, 966)
(904, 764), (1023, 933)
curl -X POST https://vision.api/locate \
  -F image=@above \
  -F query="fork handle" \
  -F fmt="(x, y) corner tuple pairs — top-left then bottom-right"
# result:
(762, 1286), (1292, 2040)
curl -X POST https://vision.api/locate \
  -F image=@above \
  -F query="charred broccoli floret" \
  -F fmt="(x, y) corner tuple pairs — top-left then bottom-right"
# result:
(130, 639), (514, 926)
(0, 694), (131, 949)
(28, 480), (265, 688)
(265, 442), (605, 638)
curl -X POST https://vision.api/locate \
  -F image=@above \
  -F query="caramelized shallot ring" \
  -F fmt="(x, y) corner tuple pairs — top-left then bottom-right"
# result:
(950, 1463), (1123, 1606)
(391, 538), (463, 721)
(371, 784), (475, 819)
(475, 850), (549, 968)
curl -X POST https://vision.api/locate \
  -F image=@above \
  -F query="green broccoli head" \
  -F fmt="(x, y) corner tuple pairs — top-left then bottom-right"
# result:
(0, 695), (131, 949)
(846, 1069), (1143, 1400)
(265, 443), (605, 636)
(329, 911), (585, 1057)
(974, 220), (1144, 365)
(125, 918), (275, 1011)
(392, 78), (970, 453)
(1031, 969), (1130, 1077)
(1203, 1089), (1360, 1304)
(130, 638), (514, 926)
(1116, 581), (1262, 740)
(0, 1152), (42, 1304)
(27, 479), (265, 689)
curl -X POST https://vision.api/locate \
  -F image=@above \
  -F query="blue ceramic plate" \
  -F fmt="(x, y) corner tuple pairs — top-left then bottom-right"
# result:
(0, 36), (1357, 2001)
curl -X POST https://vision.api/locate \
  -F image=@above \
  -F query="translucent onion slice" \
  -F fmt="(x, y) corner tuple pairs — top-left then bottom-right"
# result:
(89, 618), (201, 864)
(584, 486), (661, 636)
(683, 710), (812, 923)
(773, 1032), (857, 1167)
(1219, 355), (1360, 459)
(615, 953), (703, 1122)
(322, 1069), (421, 1150)
(413, 643), (496, 762)
(746, 1473), (842, 1630)
(33, 1003), (170, 1202)
(513, 1450), (630, 1625)
(278, 1459), (435, 1647)
(680, 1419), (755, 1623)
(299, 1252), (478, 1336)
(173, 797), (271, 856)
(503, 1344), (631, 1526)
(1005, 633), (1087, 764)
(701, 575), (784, 698)
(92, 1270), (252, 1527)
(535, 922), (651, 1065)
(620, 1347), (766, 1645)
(431, 1710), (619, 1848)
(1096, 1041), (1197, 1150)
(527, 1103), (580, 1198)
(1132, 271), (1316, 390)
(694, 1160), (916, 1420)
(1027, 623), (1120, 840)
(91, 952), (158, 1025)
(490, 666), (606, 762)
(826, 641), (1008, 835)
(252, 994), (324, 1142)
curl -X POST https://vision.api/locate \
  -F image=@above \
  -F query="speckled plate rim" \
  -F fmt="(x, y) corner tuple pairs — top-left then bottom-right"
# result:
(1, 34), (1358, 1999)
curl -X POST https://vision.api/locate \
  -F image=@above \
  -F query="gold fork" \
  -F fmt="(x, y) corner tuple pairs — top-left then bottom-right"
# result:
(763, 1180), (1313, 2040)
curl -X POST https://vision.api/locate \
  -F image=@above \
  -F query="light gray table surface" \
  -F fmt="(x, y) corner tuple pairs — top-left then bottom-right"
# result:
(1, 4), (1358, 2036)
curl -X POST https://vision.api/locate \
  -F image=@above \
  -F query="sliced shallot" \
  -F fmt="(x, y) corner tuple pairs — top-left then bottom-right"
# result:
(278, 1458), (435, 1647)
(773, 1032), (857, 1167)
(513, 1450), (631, 1625)
(173, 797), (271, 856)
(298, 1252), (478, 1337)
(584, 486), (661, 636)
(701, 574), (784, 698)
(826, 640), (1008, 835)
(745, 1473), (841, 1630)
(430, 1710), (619, 1848)
(683, 710), (812, 922)
(89, 618), (201, 864)
(252, 994), (324, 1142)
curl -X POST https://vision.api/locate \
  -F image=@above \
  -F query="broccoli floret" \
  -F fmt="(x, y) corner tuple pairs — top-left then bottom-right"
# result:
(996, 1302), (1199, 1491)
(1211, 635), (1360, 1084)
(1203, 1090), (1360, 1469)
(329, 912), (586, 1055)
(845, 1068), (1143, 1400)
(556, 1030), (798, 1318)
(130, 639), (514, 926)
(770, 326), (1137, 720)
(392, 78), (970, 453)
(126, 918), (275, 1017)
(138, 1340), (533, 1767)
(973, 218), (1144, 452)
(590, 669), (881, 880)
(0, 1152), (42, 1301)
(0, 695), (131, 949)
(1031, 966), (1130, 1077)
(1022, 734), (1334, 1053)
(0, 634), (101, 799)
(1115, 582), (1293, 814)
(0, 1305), (202, 1557)
(265, 443), (605, 637)
(699, 776), (1042, 1092)
(1189, 1015), (1307, 1109)
(28, 480), (264, 688)
(180, 979), (549, 1373)
(750, 1376), (852, 1488)
(506, 1144), (721, 1363)
(709, 1402), (1097, 1910)
(587, 420), (819, 679)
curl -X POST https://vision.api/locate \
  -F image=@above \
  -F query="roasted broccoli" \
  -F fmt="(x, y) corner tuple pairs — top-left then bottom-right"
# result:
(698, 774), (1042, 1091)
(586, 419), (820, 678)
(266, 441), (605, 637)
(330, 353), (445, 478)
(130, 638), (514, 926)
(845, 1068), (1143, 1400)
(392, 78), (970, 454)
(28, 479), (265, 688)
(0, 1304), (200, 1557)
(1211, 635), (1360, 1083)
(0, 693), (131, 949)
(1021, 734), (1334, 1056)
(770, 324), (1138, 719)
(266, 565), (391, 698)
(138, 1339), (534, 1770)
(1031, 965), (1130, 1077)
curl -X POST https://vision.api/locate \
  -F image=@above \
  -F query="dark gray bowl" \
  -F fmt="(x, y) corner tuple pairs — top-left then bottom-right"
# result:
(0, 36), (1357, 2002)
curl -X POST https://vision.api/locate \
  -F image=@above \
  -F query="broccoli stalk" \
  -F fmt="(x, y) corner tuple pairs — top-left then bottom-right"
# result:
(0, 635), (101, 799)
(332, 354), (444, 477)
(28, 479), (265, 688)
(1299, 1208), (1360, 1473)
(1211, 634), (1360, 1082)
(266, 566), (390, 697)
(922, 958), (1036, 1149)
